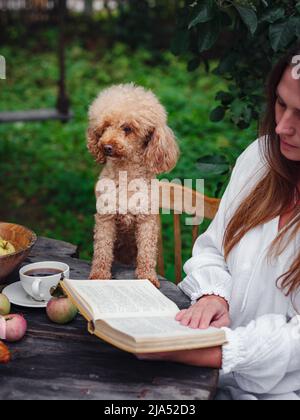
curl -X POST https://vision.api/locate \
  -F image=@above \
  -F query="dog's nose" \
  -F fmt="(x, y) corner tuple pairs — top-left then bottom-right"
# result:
(104, 145), (114, 156)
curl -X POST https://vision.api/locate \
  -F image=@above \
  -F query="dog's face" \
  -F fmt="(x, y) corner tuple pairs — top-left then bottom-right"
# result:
(87, 84), (180, 174)
(88, 117), (153, 162)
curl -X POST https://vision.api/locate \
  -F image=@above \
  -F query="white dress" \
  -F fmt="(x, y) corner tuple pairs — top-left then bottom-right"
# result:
(178, 137), (300, 400)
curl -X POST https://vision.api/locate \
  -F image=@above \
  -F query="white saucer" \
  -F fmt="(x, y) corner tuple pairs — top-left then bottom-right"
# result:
(2, 282), (48, 308)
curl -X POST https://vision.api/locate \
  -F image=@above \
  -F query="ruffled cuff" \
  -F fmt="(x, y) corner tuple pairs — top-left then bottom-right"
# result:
(178, 266), (232, 305)
(221, 327), (247, 375)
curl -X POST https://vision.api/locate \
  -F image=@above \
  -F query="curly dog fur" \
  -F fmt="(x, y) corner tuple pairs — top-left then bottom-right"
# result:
(87, 83), (179, 288)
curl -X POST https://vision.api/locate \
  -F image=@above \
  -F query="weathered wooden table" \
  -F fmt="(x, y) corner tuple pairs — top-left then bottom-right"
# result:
(0, 237), (219, 401)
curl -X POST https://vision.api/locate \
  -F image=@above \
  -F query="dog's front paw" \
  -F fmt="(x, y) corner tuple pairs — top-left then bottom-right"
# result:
(136, 269), (161, 289)
(89, 270), (112, 280)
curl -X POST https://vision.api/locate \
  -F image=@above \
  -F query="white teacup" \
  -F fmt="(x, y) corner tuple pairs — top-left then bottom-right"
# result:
(19, 261), (70, 302)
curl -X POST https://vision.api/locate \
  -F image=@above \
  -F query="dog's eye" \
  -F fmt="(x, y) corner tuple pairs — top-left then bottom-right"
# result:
(122, 125), (133, 135)
(96, 129), (106, 140)
(96, 124), (110, 140)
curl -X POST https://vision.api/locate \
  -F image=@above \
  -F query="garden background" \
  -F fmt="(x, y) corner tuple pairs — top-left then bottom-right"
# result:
(1, 0), (299, 282)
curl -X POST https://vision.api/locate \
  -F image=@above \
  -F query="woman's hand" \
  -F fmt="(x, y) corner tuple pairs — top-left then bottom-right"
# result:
(176, 295), (230, 329)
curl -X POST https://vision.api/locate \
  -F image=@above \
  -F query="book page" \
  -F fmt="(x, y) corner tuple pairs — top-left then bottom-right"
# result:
(103, 315), (219, 339)
(63, 279), (179, 320)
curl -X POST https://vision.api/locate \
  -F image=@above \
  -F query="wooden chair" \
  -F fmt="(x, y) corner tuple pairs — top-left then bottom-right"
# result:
(94, 179), (220, 285)
(158, 181), (221, 285)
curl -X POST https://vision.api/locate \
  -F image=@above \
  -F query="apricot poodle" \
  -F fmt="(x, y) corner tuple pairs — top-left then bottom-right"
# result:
(87, 83), (179, 288)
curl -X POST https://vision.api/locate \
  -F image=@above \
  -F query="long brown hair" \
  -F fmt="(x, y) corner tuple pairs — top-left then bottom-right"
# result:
(223, 43), (300, 297)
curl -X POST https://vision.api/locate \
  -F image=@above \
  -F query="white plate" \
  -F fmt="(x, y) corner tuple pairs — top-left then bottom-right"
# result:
(2, 282), (47, 308)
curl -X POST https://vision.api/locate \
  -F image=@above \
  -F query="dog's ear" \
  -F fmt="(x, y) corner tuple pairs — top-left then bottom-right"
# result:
(144, 126), (180, 174)
(87, 127), (106, 164)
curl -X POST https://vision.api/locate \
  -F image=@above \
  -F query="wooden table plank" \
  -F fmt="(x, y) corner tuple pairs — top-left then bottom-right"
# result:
(0, 238), (219, 400)
(27, 236), (79, 259)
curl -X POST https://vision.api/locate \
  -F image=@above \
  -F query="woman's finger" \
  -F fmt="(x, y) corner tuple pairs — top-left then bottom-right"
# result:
(179, 310), (194, 326)
(188, 309), (205, 329)
(198, 308), (218, 329)
(211, 314), (231, 328)
(175, 310), (188, 321)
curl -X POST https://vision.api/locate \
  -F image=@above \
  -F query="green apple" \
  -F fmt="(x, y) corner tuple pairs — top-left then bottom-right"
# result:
(0, 237), (16, 256)
(0, 294), (11, 316)
(46, 297), (78, 325)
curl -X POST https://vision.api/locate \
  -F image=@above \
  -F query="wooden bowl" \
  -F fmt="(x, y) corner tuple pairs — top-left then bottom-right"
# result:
(0, 222), (37, 284)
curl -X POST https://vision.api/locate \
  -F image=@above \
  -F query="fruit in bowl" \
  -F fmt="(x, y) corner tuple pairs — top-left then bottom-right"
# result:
(0, 223), (37, 283)
(0, 237), (16, 256)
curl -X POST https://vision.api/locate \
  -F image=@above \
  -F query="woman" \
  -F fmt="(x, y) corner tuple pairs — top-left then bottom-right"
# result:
(139, 44), (300, 400)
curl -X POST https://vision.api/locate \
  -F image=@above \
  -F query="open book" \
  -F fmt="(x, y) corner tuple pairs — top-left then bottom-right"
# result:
(61, 279), (227, 354)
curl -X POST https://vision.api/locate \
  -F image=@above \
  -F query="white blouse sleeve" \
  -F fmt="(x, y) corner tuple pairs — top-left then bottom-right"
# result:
(178, 151), (249, 304)
(178, 197), (233, 303)
(178, 139), (265, 304)
(222, 314), (300, 394)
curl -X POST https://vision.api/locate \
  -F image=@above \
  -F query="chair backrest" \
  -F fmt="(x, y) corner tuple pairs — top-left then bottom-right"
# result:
(158, 181), (220, 284)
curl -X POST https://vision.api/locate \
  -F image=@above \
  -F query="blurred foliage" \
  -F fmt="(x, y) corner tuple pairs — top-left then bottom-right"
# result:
(172, 0), (300, 129)
(0, 37), (256, 281)
(0, 0), (182, 51)
(113, 0), (182, 50)
(2, 0), (297, 130)
(2, 1), (299, 131)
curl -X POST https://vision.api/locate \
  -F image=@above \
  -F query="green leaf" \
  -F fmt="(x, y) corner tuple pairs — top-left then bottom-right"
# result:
(188, 0), (215, 29)
(197, 155), (230, 179)
(260, 7), (285, 24)
(237, 120), (250, 129)
(230, 98), (245, 122)
(216, 91), (234, 106)
(234, 5), (258, 35)
(214, 53), (239, 74)
(210, 106), (226, 122)
(229, 98), (253, 126)
(295, 21), (300, 38)
(198, 18), (221, 53)
(269, 18), (297, 51)
(296, 2), (300, 14)
(289, 16), (300, 38)
(198, 28), (218, 52)
(242, 105), (252, 125)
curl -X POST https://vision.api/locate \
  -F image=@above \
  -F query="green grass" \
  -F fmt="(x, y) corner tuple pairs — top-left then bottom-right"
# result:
(0, 40), (257, 282)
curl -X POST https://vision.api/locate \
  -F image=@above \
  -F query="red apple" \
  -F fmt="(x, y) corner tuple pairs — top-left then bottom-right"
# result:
(0, 293), (11, 316)
(2, 314), (27, 342)
(46, 297), (78, 325)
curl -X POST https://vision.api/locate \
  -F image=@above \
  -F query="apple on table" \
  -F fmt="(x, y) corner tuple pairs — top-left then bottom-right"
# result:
(0, 293), (11, 316)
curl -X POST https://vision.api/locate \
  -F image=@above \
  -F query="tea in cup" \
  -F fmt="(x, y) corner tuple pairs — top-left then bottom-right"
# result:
(19, 261), (70, 302)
